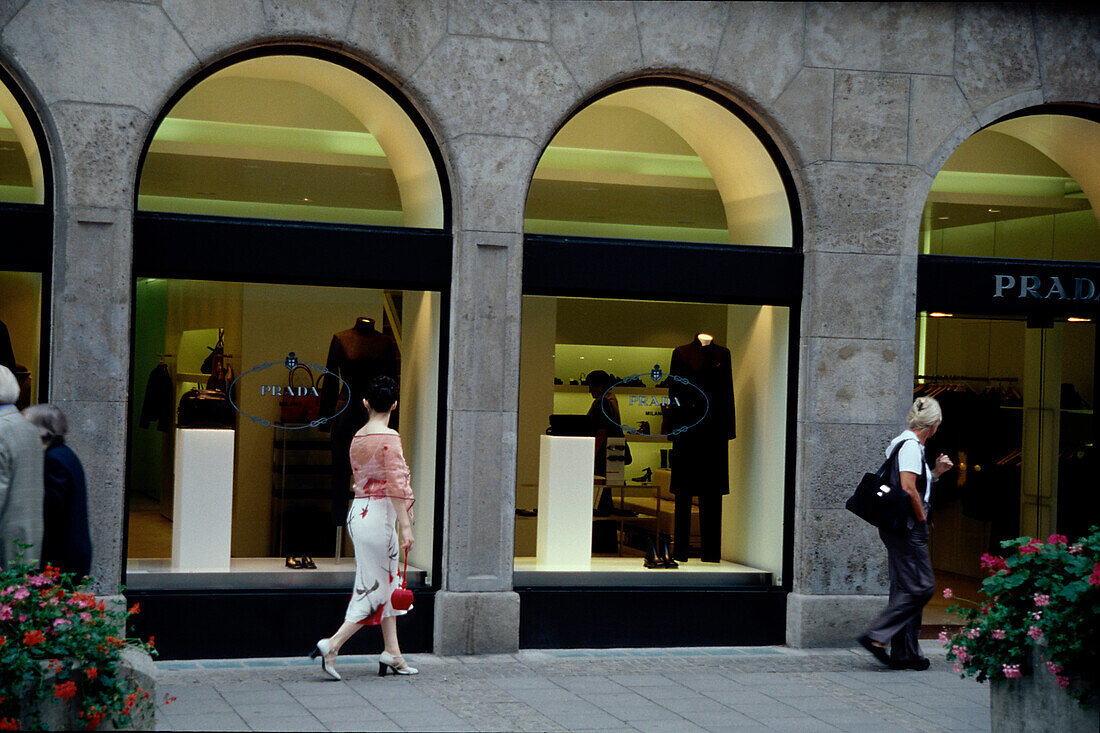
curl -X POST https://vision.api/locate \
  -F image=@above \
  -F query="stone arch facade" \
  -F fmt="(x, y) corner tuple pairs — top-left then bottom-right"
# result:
(0, 2), (1096, 654)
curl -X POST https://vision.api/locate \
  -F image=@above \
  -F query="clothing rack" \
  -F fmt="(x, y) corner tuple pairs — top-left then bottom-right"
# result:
(914, 374), (1018, 383)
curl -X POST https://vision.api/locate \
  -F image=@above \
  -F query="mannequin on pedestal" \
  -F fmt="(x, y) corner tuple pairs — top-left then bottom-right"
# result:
(320, 318), (399, 526)
(667, 332), (735, 563)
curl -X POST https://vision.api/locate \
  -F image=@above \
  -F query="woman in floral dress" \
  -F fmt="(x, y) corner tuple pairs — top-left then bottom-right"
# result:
(311, 376), (417, 679)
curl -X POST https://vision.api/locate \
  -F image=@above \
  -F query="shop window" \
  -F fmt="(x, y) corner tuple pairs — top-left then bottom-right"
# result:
(127, 52), (449, 590)
(1, 72), (48, 406)
(0, 77), (45, 205)
(518, 84), (798, 587)
(515, 296), (789, 584)
(137, 54), (443, 228)
(526, 85), (793, 247)
(127, 278), (441, 584)
(0, 270), (41, 408)
(922, 114), (1100, 262)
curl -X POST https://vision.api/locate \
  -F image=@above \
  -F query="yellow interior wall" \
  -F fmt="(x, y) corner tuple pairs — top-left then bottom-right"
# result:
(0, 271), (41, 401)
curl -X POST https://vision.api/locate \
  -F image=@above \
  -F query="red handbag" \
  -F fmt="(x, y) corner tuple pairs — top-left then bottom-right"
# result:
(391, 552), (414, 611)
(279, 364), (321, 424)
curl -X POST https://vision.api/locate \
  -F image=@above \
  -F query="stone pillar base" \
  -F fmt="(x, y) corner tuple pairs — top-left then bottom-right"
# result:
(433, 590), (520, 655)
(786, 593), (887, 648)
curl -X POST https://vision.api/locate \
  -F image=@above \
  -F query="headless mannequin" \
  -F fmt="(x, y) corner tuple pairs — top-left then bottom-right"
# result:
(321, 318), (399, 526)
(668, 332), (735, 563)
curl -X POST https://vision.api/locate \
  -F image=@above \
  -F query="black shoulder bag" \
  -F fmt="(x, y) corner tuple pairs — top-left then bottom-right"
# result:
(845, 440), (915, 531)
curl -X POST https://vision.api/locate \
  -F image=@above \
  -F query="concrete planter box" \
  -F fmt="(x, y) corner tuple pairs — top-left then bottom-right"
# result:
(990, 646), (1098, 733)
(19, 649), (156, 731)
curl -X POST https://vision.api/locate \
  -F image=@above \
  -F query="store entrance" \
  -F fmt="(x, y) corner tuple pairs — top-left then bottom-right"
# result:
(916, 313), (1097, 587)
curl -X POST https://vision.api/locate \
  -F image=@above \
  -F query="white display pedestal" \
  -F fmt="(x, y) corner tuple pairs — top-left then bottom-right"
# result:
(172, 429), (235, 571)
(536, 435), (595, 569)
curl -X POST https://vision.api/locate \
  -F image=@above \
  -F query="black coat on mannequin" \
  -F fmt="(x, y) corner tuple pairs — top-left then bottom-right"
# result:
(319, 318), (399, 526)
(667, 335), (736, 562)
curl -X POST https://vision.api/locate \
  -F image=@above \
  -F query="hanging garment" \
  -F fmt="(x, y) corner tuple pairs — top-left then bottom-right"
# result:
(139, 362), (175, 432)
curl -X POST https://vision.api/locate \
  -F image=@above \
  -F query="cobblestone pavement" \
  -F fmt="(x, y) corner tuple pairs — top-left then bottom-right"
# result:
(154, 642), (990, 731)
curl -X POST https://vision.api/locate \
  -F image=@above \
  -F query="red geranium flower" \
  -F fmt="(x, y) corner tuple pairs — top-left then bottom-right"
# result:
(53, 681), (77, 700)
(128, 603), (140, 615)
(23, 629), (45, 646)
(85, 666), (98, 680)
(0, 718), (21, 730)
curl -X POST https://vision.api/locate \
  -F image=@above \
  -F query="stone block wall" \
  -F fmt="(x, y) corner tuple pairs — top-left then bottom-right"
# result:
(0, 1), (1096, 652)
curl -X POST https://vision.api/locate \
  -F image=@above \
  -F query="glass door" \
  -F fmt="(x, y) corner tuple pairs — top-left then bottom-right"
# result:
(916, 314), (1097, 580)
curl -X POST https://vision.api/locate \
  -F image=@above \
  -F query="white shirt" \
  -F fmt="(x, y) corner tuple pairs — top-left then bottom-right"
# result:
(885, 430), (931, 503)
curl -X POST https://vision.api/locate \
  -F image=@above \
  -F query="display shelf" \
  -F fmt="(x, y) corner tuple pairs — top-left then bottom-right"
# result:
(623, 434), (671, 443)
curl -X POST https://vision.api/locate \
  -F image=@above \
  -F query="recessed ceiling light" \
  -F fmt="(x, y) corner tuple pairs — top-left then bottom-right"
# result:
(929, 312), (953, 318)
(987, 208), (1000, 213)
(1067, 317), (1092, 323)
(302, 197), (311, 202)
(936, 216), (949, 220)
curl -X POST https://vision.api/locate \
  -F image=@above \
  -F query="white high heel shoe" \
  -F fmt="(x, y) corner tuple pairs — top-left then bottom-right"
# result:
(309, 638), (341, 680)
(378, 650), (418, 676)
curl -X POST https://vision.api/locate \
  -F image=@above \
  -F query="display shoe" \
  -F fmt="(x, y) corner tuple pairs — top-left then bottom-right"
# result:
(857, 635), (891, 667)
(309, 638), (341, 680)
(659, 537), (679, 568)
(644, 538), (663, 569)
(631, 467), (653, 483)
(378, 651), (419, 676)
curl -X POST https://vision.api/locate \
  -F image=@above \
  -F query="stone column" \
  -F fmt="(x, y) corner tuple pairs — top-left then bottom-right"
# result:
(48, 103), (149, 592)
(432, 137), (536, 654)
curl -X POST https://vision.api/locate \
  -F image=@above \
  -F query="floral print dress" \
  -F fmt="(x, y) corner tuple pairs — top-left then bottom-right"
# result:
(344, 432), (414, 625)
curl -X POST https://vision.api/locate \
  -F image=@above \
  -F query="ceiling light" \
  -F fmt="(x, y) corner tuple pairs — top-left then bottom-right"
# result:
(987, 208), (1000, 213)
(929, 312), (953, 318)
(302, 197), (311, 202)
(936, 216), (949, 220)
(1067, 317), (1092, 323)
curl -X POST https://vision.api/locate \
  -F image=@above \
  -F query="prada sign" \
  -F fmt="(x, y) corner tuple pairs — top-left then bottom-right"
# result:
(993, 274), (1099, 301)
(918, 255), (1100, 316)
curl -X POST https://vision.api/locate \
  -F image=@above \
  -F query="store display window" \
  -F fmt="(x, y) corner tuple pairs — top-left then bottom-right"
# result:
(917, 110), (1099, 605)
(515, 295), (789, 585)
(526, 85), (792, 247)
(2, 72), (48, 406)
(922, 114), (1100, 262)
(127, 51), (449, 590)
(126, 278), (441, 585)
(916, 313), (1096, 578)
(0, 271), (42, 408)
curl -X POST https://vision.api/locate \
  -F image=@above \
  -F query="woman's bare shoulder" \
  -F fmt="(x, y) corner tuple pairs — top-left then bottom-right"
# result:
(353, 428), (400, 438)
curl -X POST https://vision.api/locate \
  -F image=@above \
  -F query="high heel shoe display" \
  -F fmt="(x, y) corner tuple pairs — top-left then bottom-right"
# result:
(309, 638), (341, 680)
(659, 536), (678, 569)
(631, 467), (653, 483)
(378, 650), (419, 676)
(644, 538), (663, 569)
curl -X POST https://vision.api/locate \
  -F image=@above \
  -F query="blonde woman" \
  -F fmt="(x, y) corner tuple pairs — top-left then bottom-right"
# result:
(858, 396), (953, 671)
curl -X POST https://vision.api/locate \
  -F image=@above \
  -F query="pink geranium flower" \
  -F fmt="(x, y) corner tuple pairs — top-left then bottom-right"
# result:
(12, 587), (28, 600)
(1089, 562), (1100, 587)
(1047, 661), (1063, 675)
(1027, 626), (1042, 640)
(1033, 594), (1050, 607)
(0, 605), (11, 621)
(938, 630), (949, 644)
(966, 628), (980, 639)
(942, 587), (953, 599)
(1003, 664), (1022, 679)
(1056, 675), (1071, 689)
(992, 629), (1006, 640)
(1047, 534), (1068, 544)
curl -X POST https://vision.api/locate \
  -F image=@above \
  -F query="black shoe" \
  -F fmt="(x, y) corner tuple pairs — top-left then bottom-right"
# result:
(858, 635), (891, 667)
(631, 468), (653, 483)
(659, 536), (678, 568)
(889, 657), (930, 671)
(644, 538), (663, 569)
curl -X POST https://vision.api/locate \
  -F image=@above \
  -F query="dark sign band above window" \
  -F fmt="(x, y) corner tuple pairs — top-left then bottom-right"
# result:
(918, 255), (1100, 318)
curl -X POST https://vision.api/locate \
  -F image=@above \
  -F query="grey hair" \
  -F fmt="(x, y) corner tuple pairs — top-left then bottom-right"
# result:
(907, 396), (942, 432)
(0, 365), (19, 406)
(21, 403), (69, 448)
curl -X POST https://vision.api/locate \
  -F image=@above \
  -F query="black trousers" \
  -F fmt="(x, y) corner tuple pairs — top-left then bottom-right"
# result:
(864, 519), (936, 662)
(672, 492), (722, 562)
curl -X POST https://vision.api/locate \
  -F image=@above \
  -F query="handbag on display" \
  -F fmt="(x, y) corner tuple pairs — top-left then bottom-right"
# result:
(845, 440), (912, 531)
(279, 363), (322, 424)
(177, 388), (236, 429)
(390, 551), (414, 611)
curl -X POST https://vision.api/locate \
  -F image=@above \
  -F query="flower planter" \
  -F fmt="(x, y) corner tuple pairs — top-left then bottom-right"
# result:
(990, 645), (1098, 733)
(17, 649), (155, 731)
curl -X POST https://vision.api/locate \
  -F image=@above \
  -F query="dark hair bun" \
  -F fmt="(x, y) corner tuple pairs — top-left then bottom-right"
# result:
(365, 375), (398, 413)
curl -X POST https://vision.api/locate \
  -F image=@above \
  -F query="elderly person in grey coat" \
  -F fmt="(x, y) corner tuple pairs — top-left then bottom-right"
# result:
(0, 364), (44, 569)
